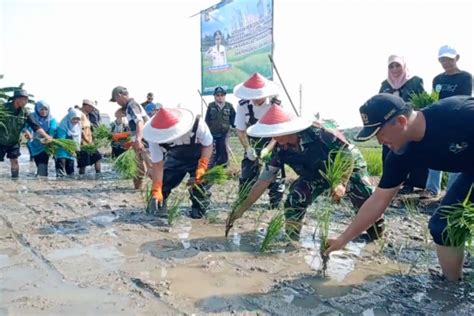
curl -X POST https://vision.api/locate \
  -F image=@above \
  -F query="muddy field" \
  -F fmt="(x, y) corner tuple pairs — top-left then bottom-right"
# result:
(1, 150), (473, 315)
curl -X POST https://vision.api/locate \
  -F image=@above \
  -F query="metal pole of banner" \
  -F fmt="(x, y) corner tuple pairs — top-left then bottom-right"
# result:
(268, 54), (299, 116)
(197, 89), (208, 108)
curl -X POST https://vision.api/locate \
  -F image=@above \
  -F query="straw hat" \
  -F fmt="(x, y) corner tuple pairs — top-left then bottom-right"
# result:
(247, 104), (313, 138)
(233, 72), (281, 100)
(143, 107), (194, 143)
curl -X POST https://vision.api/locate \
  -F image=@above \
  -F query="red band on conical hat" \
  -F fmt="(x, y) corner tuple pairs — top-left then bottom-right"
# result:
(243, 73), (266, 89)
(259, 105), (291, 125)
(151, 108), (181, 129)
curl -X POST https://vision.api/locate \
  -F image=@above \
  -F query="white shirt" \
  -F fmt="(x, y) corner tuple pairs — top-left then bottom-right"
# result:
(207, 45), (227, 67)
(235, 99), (272, 131)
(149, 118), (213, 163)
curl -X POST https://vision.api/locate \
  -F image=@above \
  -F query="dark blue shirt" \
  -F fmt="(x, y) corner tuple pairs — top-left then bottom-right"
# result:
(380, 96), (474, 189)
(433, 71), (472, 99)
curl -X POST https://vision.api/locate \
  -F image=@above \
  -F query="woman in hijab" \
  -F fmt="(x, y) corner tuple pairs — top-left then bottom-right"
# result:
(379, 54), (427, 194)
(55, 108), (82, 177)
(28, 100), (58, 176)
(379, 55), (425, 101)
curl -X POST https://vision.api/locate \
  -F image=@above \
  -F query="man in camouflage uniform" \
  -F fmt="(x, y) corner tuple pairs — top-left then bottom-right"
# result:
(234, 73), (285, 209)
(227, 104), (384, 240)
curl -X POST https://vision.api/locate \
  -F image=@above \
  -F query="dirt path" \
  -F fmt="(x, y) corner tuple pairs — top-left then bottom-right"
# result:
(1, 155), (473, 315)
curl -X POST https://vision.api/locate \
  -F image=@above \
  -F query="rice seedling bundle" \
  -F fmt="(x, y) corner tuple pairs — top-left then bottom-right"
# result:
(409, 91), (439, 110)
(80, 143), (98, 154)
(443, 186), (474, 253)
(113, 149), (138, 179)
(44, 139), (78, 156)
(316, 149), (354, 275)
(225, 180), (254, 237)
(93, 124), (113, 148)
(167, 196), (182, 226)
(201, 165), (229, 185)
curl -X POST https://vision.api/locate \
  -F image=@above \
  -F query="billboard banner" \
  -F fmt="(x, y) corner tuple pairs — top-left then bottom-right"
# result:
(201, 0), (274, 95)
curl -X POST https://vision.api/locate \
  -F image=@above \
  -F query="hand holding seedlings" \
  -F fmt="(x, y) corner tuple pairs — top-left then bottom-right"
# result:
(331, 184), (346, 203)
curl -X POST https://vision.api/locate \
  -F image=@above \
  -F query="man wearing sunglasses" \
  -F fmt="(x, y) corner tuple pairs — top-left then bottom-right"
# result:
(204, 86), (236, 167)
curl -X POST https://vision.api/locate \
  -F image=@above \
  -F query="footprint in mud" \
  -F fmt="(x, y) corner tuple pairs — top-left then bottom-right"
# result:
(38, 220), (90, 235)
(140, 233), (261, 260)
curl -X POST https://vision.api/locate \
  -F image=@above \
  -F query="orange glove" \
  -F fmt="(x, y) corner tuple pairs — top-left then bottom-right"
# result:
(151, 181), (163, 203)
(112, 131), (131, 141)
(195, 157), (209, 184)
(123, 141), (132, 150)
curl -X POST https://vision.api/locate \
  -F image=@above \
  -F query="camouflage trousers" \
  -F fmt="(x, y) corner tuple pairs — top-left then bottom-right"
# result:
(285, 148), (384, 240)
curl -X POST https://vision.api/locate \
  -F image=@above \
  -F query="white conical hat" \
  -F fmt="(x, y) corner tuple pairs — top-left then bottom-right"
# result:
(247, 104), (313, 138)
(233, 72), (281, 100)
(143, 107), (194, 143)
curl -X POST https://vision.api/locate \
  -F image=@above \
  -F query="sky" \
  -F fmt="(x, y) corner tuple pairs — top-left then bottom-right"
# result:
(1, 0), (473, 128)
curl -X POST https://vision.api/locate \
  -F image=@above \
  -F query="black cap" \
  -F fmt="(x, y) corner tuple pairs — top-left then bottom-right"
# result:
(213, 86), (226, 95)
(354, 93), (408, 142)
(12, 89), (29, 99)
(110, 86), (128, 102)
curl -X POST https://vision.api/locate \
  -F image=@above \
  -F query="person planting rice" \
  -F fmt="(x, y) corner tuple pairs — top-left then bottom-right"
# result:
(234, 72), (285, 210)
(77, 99), (102, 175)
(54, 109), (82, 177)
(142, 106), (214, 220)
(0, 89), (53, 178)
(110, 86), (152, 189)
(226, 103), (384, 241)
(26, 100), (58, 177)
(325, 93), (474, 281)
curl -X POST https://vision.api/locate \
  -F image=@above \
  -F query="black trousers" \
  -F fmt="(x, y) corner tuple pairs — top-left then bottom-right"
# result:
(210, 135), (229, 167)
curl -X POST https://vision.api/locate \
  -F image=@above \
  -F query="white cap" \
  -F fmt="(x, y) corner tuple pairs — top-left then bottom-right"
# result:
(438, 45), (458, 59)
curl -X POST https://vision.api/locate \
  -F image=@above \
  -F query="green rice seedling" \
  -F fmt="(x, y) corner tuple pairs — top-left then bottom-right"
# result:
(113, 149), (138, 179)
(167, 196), (182, 226)
(80, 143), (98, 154)
(92, 124), (113, 148)
(442, 186), (474, 253)
(409, 91), (439, 110)
(260, 211), (286, 253)
(319, 149), (354, 192)
(44, 139), (79, 156)
(314, 149), (354, 275)
(402, 197), (419, 217)
(312, 201), (332, 276)
(360, 147), (382, 176)
(141, 181), (153, 213)
(201, 165), (229, 185)
(225, 180), (254, 237)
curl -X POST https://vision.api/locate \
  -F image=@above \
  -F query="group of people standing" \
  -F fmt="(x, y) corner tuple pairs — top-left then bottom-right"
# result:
(378, 45), (472, 198)
(0, 93), (105, 178)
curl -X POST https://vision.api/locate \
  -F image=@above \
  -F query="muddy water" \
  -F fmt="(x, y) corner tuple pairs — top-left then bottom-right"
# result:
(1, 148), (473, 315)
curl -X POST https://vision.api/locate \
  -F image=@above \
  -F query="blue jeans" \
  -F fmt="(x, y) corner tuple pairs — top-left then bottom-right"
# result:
(425, 170), (460, 194)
